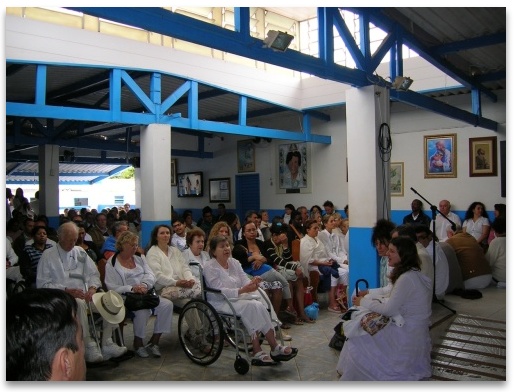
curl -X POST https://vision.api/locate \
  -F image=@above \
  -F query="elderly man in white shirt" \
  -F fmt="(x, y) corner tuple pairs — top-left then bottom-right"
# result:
(37, 222), (126, 363)
(431, 200), (462, 242)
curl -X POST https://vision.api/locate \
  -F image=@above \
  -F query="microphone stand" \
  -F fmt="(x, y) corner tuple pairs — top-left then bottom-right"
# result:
(410, 187), (456, 314)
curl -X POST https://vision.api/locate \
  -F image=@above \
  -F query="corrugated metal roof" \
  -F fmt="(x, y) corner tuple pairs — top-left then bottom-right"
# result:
(6, 162), (131, 185)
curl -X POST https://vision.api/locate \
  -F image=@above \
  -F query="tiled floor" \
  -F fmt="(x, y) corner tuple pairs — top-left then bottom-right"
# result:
(86, 286), (506, 382)
(429, 286), (506, 381)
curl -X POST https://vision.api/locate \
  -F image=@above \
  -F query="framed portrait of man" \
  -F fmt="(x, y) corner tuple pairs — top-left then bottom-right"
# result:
(277, 142), (311, 194)
(469, 136), (497, 177)
(424, 134), (457, 178)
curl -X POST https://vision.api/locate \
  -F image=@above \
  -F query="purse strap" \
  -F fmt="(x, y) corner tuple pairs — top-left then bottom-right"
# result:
(111, 251), (120, 267)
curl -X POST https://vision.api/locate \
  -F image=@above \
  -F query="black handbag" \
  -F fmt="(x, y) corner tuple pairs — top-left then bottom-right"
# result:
(124, 287), (160, 311)
(328, 322), (347, 351)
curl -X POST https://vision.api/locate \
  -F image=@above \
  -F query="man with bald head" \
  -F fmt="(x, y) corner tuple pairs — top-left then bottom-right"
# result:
(37, 222), (127, 363)
(431, 200), (462, 242)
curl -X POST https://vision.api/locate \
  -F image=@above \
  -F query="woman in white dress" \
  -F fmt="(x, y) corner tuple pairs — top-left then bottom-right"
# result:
(316, 214), (349, 313)
(371, 219), (397, 288)
(300, 219), (341, 311)
(104, 231), (173, 358)
(462, 201), (490, 247)
(146, 224), (202, 304)
(203, 235), (298, 366)
(337, 236), (433, 381)
(182, 227), (211, 280)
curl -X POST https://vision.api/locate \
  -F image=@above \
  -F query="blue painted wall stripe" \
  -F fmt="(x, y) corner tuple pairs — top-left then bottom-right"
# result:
(349, 227), (378, 304)
(140, 220), (171, 249)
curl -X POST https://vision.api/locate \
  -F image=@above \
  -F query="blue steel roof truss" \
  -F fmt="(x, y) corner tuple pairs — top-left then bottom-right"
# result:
(65, 6), (500, 131)
(6, 62), (331, 183)
(6, 62), (331, 168)
(6, 6), (503, 184)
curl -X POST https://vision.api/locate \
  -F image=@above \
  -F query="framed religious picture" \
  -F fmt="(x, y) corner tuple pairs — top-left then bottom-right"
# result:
(237, 139), (255, 173)
(424, 134), (457, 178)
(469, 136), (497, 177)
(277, 142), (311, 194)
(390, 162), (404, 196)
(209, 178), (231, 203)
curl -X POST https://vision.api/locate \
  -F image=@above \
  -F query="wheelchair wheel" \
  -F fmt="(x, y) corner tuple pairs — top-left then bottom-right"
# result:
(221, 316), (257, 353)
(234, 356), (250, 375)
(178, 299), (224, 366)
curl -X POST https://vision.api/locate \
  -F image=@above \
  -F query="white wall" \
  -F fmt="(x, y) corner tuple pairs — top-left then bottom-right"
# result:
(179, 92), (506, 214)
(389, 92), (506, 212)
(172, 107), (350, 212)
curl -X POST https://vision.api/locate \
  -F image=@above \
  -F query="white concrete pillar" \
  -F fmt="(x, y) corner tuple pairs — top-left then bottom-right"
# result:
(139, 124), (171, 247)
(38, 144), (60, 228)
(134, 168), (142, 209)
(346, 85), (391, 291)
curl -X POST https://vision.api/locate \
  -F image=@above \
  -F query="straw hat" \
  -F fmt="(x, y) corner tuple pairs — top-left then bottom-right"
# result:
(92, 290), (125, 324)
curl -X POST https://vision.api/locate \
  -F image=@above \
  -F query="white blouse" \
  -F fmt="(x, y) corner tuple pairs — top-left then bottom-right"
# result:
(462, 216), (490, 241)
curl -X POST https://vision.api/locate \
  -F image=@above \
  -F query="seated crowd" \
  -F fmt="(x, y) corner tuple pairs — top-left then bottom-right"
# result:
(6, 198), (505, 381)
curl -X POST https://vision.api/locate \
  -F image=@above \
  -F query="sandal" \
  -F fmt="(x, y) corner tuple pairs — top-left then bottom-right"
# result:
(293, 319), (305, 325)
(327, 305), (343, 314)
(302, 318), (316, 324)
(270, 345), (298, 362)
(251, 351), (278, 366)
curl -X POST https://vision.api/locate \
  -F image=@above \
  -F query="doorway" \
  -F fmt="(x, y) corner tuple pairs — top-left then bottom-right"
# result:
(235, 173), (260, 221)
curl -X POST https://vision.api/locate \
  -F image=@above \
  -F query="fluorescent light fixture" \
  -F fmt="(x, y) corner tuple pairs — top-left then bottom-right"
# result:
(263, 30), (294, 52)
(392, 76), (414, 91)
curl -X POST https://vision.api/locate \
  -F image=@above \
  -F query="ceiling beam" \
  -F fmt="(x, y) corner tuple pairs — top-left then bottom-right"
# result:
(431, 32), (505, 56)
(67, 7), (370, 88)
(390, 89), (497, 131)
(65, 7), (500, 131)
(347, 7), (498, 102)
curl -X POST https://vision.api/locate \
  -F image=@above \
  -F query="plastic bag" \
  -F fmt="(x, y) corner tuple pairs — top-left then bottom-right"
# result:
(304, 302), (319, 320)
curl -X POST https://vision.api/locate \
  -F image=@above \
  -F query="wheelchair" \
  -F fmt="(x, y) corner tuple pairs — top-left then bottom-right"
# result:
(177, 263), (285, 375)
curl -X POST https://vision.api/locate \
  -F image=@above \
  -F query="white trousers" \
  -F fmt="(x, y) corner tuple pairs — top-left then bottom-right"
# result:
(331, 265), (349, 287)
